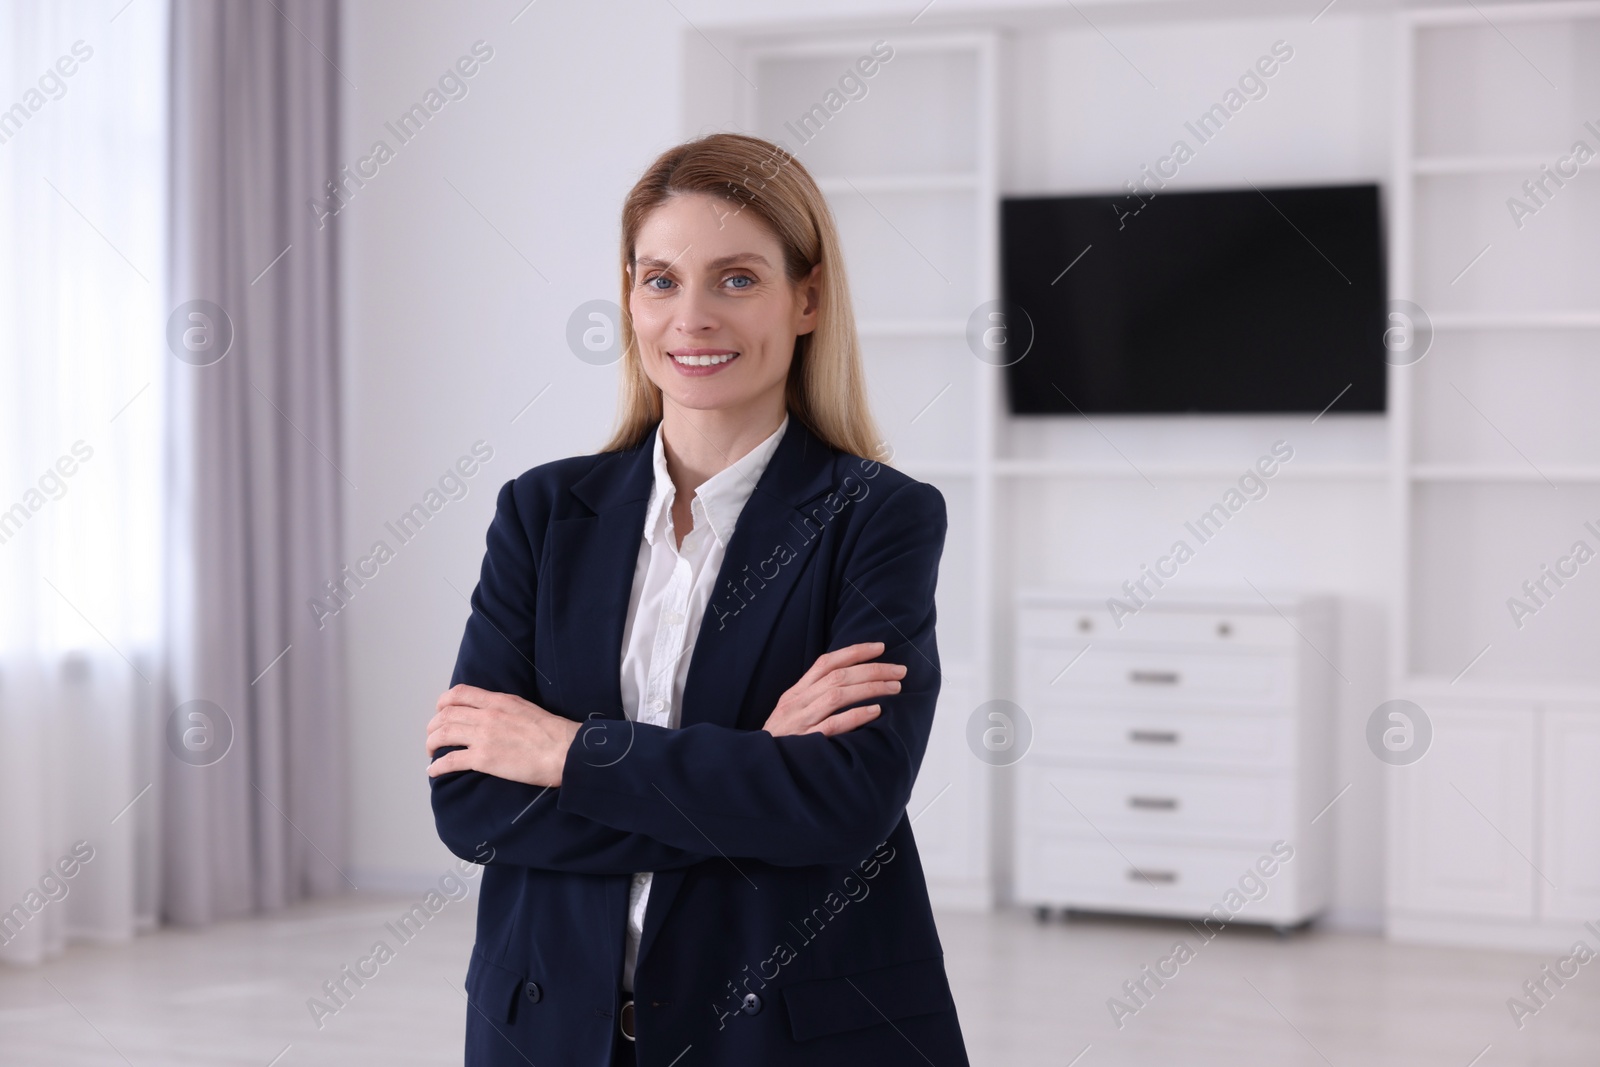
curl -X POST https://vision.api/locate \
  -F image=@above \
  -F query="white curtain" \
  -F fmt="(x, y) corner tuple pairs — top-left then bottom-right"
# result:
(0, 0), (168, 964)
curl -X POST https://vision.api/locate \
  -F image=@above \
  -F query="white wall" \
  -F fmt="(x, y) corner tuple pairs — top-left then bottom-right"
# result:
(337, 0), (709, 887)
(338, 0), (1399, 927)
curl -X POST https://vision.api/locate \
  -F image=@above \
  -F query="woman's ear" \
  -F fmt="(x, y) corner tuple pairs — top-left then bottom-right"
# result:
(795, 262), (822, 336)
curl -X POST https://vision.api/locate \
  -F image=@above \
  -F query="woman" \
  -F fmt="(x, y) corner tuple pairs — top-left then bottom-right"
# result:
(425, 132), (969, 1067)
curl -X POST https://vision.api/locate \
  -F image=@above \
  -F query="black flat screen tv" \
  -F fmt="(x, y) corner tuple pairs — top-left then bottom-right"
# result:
(998, 183), (1387, 415)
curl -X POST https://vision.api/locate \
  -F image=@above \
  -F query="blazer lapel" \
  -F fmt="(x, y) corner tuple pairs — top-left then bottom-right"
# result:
(547, 433), (655, 723)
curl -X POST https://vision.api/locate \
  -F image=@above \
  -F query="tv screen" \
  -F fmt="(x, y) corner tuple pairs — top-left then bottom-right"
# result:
(998, 183), (1387, 415)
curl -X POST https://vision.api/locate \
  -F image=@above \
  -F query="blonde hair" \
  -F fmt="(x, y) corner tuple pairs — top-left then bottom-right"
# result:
(600, 132), (888, 464)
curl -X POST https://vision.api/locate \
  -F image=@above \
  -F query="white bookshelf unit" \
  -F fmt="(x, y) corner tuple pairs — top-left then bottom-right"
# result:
(684, 1), (1599, 945)
(1388, 0), (1600, 951)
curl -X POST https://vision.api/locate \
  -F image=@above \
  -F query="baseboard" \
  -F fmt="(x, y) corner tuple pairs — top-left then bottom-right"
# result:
(1319, 906), (1384, 934)
(1387, 912), (1600, 954)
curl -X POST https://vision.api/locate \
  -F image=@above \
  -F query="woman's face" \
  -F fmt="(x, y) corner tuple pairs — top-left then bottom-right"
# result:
(629, 192), (819, 420)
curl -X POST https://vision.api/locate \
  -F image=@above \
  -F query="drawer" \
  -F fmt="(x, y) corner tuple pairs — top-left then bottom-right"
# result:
(1015, 835), (1303, 923)
(1030, 708), (1297, 769)
(1018, 763), (1294, 843)
(1017, 605), (1298, 648)
(1018, 643), (1295, 709)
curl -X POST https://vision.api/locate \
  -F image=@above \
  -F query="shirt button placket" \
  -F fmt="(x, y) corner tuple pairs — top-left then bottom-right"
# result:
(661, 557), (692, 726)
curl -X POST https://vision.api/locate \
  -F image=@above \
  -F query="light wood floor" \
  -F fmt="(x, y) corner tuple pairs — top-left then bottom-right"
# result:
(2, 891), (1596, 1065)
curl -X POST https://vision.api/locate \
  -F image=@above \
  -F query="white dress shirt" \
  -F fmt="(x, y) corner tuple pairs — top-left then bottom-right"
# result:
(617, 412), (789, 993)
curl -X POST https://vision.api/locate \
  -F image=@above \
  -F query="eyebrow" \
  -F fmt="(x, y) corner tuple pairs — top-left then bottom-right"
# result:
(634, 252), (773, 271)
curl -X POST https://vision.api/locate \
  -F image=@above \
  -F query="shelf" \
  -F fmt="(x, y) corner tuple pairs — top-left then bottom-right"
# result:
(993, 460), (1389, 481)
(1402, 676), (1600, 706)
(816, 173), (981, 194)
(1410, 463), (1600, 484)
(1409, 1), (1600, 26)
(1429, 312), (1600, 330)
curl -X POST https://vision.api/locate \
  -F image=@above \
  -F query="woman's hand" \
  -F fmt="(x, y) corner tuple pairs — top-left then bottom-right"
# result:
(762, 641), (906, 738)
(426, 684), (581, 787)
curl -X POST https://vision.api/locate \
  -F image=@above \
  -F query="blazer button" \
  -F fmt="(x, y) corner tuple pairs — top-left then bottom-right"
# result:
(740, 992), (762, 1015)
(524, 981), (542, 1004)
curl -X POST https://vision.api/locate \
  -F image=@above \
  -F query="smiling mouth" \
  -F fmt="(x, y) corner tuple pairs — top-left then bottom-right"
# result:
(669, 351), (740, 366)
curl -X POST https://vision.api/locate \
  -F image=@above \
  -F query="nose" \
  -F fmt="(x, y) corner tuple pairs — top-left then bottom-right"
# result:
(673, 282), (721, 337)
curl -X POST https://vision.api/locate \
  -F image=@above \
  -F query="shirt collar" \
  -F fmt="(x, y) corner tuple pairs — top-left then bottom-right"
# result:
(643, 412), (790, 549)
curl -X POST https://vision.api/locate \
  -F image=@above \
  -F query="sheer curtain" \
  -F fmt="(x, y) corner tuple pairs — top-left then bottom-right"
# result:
(2, 0), (352, 965)
(0, 0), (168, 963)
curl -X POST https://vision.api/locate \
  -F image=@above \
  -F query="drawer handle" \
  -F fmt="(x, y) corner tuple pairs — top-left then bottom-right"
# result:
(1128, 729), (1179, 745)
(1129, 670), (1180, 685)
(1127, 868), (1178, 884)
(1128, 796), (1179, 811)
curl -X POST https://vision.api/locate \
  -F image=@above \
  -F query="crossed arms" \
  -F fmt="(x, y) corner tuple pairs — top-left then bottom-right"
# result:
(427, 474), (947, 873)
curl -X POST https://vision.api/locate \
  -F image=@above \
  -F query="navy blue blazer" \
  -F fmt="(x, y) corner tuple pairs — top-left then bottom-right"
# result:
(431, 411), (969, 1066)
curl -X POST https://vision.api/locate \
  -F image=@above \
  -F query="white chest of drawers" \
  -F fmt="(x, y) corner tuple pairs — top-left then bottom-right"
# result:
(1012, 588), (1336, 929)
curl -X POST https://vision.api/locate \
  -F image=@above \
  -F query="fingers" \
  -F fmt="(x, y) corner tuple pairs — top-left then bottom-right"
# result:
(426, 706), (487, 755)
(803, 676), (901, 721)
(809, 705), (881, 737)
(437, 687), (543, 721)
(426, 722), (467, 756)
(772, 679), (896, 738)
(825, 661), (907, 689)
(797, 641), (887, 687)
(768, 653), (905, 737)
(436, 684), (493, 711)
(427, 748), (473, 777)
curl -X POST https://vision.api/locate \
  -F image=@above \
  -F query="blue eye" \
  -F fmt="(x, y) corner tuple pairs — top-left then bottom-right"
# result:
(641, 272), (754, 291)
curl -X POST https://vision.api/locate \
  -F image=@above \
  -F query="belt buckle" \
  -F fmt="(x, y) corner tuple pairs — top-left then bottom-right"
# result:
(620, 998), (636, 1042)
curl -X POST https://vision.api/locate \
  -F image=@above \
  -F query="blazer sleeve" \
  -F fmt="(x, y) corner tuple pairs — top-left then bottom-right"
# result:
(555, 479), (947, 868)
(429, 477), (716, 875)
